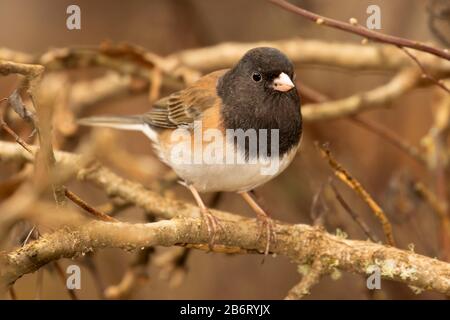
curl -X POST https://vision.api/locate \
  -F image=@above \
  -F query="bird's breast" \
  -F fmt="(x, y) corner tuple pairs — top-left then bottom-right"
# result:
(155, 130), (299, 192)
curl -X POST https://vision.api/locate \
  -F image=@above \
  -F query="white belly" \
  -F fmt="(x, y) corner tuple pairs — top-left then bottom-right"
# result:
(156, 140), (299, 193)
(142, 124), (300, 193)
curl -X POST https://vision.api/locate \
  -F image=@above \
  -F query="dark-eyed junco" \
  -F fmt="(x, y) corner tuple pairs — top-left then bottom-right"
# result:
(79, 47), (302, 254)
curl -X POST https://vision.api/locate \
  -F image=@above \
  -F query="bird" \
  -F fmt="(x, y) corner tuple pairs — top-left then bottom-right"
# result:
(78, 47), (302, 255)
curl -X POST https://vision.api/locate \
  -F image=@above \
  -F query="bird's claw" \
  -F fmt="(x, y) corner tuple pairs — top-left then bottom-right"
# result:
(256, 215), (276, 258)
(200, 208), (221, 251)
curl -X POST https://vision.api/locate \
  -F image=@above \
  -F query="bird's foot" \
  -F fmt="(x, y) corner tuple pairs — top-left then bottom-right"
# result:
(256, 214), (276, 257)
(200, 207), (221, 251)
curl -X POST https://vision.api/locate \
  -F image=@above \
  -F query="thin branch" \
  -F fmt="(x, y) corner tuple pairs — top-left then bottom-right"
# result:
(399, 47), (450, 94)
(0, 118), (33, 154)
(269, 0), (450, 61)
(64, 188), (117, 223)
(316, 143), (396, 246)
(285, 259), (325, 299)
(329, 181), (379, 243)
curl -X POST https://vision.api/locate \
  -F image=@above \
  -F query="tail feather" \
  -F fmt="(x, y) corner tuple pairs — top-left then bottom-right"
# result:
(78, 115), (144, 130)
(78, 115), (158, 141)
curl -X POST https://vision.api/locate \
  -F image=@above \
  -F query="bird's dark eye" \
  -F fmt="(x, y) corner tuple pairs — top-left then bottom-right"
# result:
(252, 72), (262, 82)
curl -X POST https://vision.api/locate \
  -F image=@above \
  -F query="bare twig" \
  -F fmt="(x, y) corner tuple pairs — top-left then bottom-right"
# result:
(316, 143), (396, 246)
(285, 259), (325, 299)
(64, 189), (117, 223)
(399, 47), (450, 94)
(329, 181), (379, 243)
(269, 0), (450, 61)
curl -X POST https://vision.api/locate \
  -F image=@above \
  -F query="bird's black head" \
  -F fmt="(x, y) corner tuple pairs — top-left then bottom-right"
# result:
(219, 47), (297, 102)
(218, 47), (302, 158)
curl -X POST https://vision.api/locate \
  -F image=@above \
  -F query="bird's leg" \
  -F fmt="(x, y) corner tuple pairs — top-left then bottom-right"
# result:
(184, 183), (220, 250)
(239, 191), (276, 256)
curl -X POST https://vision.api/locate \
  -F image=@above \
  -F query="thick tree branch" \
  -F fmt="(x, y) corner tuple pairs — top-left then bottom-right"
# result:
(0, 141), (450, 297)
(3, 38), (450, 74)
(1, 213), (450, 296)
(302, 68), (421, 121)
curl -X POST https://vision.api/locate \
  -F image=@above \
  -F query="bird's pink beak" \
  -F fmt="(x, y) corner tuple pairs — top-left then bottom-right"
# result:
(272, 72), (295, 92)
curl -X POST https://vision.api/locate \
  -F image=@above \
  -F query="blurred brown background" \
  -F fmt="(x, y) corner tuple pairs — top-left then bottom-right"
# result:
(1, 0), (449, 299)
